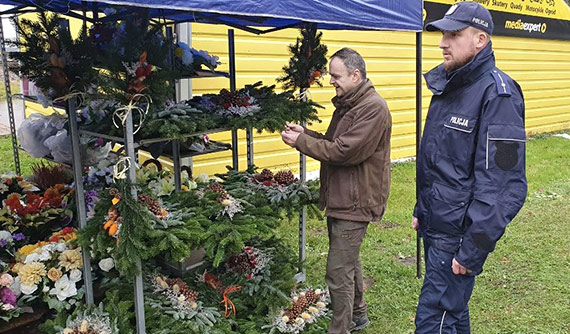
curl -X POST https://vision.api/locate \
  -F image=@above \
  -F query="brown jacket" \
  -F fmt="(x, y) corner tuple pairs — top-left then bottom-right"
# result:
(296, 79), (391, 222)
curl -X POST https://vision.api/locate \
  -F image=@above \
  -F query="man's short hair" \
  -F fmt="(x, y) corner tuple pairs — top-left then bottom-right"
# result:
(331, 48), (367, 80)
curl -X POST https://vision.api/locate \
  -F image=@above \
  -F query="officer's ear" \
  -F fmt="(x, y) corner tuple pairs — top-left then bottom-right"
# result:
(472, 28), (489, 49)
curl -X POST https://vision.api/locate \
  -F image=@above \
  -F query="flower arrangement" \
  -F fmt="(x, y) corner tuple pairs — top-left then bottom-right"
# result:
(56, 303), (119, 334)
(0, 184), (73, 241)
(0, 272), (21, 322)
(225, 246), (271, 281)
(0, 174), (39, 202)
(6, 228), (84, 314)
(146, 272), (222, 331)
(265, 287), (330, 334)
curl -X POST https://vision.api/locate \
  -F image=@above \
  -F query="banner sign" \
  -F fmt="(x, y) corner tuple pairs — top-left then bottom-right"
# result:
(424, 0), (570, 40)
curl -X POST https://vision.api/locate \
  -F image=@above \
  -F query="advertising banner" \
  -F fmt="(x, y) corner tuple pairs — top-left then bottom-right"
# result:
(424, 0), (570, 40)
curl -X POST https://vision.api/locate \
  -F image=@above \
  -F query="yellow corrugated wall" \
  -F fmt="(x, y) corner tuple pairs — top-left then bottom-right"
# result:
(23, 22), (570, 175)
(189, 24), (570, 176)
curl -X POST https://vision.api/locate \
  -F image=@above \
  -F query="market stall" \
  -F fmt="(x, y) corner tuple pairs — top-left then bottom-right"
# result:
(0, 1), (422, 333)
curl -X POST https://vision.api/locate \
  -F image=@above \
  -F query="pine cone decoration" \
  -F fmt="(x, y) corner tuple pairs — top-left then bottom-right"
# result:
(255, 168), (274, 182)
(227, 252), (253, 274)
(274, 170), (295, 185)
(167, 278), (199, 302)
(109, 188), (122, 199)
(305, 289), (318, 304)
(284, 309), (299, 322)
(295, 295), (308, 310)
(138, 194), (162, 216)
(205, 182), (229, 203)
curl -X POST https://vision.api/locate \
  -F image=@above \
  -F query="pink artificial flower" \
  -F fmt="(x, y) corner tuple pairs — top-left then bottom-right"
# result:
(0, 273), (13, 287)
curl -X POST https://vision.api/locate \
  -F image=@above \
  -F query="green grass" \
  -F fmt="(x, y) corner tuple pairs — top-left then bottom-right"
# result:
(277, 132), (570, 334)
(0, 79), (21, 100)
(0, 135), (50, 175)
(1, 132), (569, 333)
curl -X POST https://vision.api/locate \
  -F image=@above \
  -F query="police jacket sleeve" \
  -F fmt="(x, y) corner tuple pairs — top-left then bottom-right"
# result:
(294, 104), (386, 166)
(455, 94), (527, 274)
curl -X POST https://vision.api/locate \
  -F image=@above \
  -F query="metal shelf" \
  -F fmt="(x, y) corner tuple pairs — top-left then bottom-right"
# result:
(140, 140), (231, 159)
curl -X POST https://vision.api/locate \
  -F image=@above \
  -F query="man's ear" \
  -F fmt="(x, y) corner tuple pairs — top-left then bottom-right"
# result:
(475, 30), (488, 49)
(352, 69), (362, 83)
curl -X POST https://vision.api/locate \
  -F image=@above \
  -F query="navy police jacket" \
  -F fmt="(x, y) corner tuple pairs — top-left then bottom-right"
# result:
(414, 43), (527, 275)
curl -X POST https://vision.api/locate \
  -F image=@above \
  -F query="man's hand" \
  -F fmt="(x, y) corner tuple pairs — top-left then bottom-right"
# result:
(452, 258), (472, 275)
(285, 123), (304, 133)
(412, 216), (419, 231)
(281, 129), (300, 147)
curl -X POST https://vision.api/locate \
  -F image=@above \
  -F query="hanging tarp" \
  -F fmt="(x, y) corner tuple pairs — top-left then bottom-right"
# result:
(0, 0), (422, 32)
(425, 0), (570, 41)
(88, 0), (422, 31)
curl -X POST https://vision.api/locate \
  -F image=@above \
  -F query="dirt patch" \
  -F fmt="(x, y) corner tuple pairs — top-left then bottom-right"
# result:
(309, 226), (327, 236)
(377, 221), (400, 229)
(363, 276), (375, 291)
(396, 255), (416, 267)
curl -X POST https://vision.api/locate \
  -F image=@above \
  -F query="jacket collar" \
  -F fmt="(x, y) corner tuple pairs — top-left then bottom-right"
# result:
(424, 42), (495, 96)
(332, 79), (374, 113)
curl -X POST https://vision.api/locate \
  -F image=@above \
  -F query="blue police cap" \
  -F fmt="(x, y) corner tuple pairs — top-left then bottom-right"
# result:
(426, 1), (494, 35)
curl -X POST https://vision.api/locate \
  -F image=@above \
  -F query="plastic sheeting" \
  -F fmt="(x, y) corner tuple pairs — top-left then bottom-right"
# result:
(0, 0), (422, 32)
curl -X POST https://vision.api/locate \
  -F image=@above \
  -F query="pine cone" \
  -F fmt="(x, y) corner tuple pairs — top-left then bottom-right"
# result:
(138, 194), (163, 216)
(255, 168), (274, 182)
(295, 295), (308, 310)
(227, 252), (252, 274)
(167, 278), (199, 302)
(205, 182), (229, 202)
(109, 188), (122, 199)
(305, 289), (318, 304)
(274, 170), (295, 185)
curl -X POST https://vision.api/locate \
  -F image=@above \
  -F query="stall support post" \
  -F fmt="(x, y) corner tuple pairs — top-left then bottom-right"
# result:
(415, 31), (423, 279)
(0, 19), (20, 175)
(67, 98), (94, 305)
(228, 29), (239, 170)
(296, 120), (307, 283)
(124, 111), (146, 334)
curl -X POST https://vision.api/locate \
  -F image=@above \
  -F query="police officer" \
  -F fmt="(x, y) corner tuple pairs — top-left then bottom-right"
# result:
(412, 2), (527, 333)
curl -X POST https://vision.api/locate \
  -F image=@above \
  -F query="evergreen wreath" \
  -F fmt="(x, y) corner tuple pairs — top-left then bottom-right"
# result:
(277, 24), (328, 93)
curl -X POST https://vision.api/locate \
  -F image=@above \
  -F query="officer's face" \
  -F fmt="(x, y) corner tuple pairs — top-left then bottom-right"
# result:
(329, 57), (361, 97)
(439, 27), (481, 72)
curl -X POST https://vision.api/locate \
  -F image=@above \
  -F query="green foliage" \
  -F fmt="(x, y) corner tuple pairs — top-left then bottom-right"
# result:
(78, 181), (205, 276)
(9, 11), (97, 98)
(277, 25), (328, 92)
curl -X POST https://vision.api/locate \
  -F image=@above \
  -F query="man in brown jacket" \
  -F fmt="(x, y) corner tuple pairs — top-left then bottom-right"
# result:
(281, 47), (391, 334)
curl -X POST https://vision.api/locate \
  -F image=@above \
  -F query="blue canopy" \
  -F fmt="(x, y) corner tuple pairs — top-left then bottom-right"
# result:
(0, 0), (422, 32)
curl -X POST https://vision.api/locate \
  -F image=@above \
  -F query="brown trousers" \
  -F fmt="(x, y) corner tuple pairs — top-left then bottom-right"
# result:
(326, 217), (369, 334)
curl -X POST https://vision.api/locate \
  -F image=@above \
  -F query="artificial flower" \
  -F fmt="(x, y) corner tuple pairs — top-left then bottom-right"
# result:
(0, 273), (14, 287)
(69, 269), (82, 283)
(49, 274), (77, 301)
(18, 261), (46, 286)
(47, 267), (63, 282)
(98, 257), (114, 272)
(59, 249), (82, 271)
(20, 283), (38, 295)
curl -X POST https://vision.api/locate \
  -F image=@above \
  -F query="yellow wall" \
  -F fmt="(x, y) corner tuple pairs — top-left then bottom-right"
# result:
(188, 24), (570, 176)
(23, 21), (570, 175)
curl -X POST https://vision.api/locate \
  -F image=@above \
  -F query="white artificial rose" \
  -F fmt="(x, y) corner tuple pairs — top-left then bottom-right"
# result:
(11, 277), (21, 296)
(98, 258), (115, 272)
(49, 275), (77, 301)
(24, 253), (40, 264)
(0, 231), (12, 242)
(38, 249), (51, 261)
(69, 269), (82, 283)
(20, 283), (38, 295)
(55, 242), (67, 252)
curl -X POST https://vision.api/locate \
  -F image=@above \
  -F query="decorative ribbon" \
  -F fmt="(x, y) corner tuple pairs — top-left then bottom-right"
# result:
(52, 90), (85, 107)
(220, 285), (243, 318)
(113, 156), (133, 181)
(297, 89), (312, 102)
(112, 94), (152, 135)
